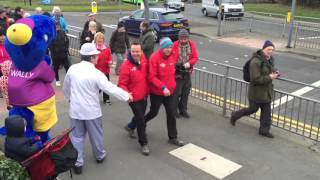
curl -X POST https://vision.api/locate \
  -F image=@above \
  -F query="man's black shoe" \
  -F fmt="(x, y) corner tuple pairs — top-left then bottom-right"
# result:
(169, 139), (185, 147)
(96, 157), (105, 164)
(259, 132), (274, 138)
(73, 166), (82, 174)
(180, 112), (190, 119)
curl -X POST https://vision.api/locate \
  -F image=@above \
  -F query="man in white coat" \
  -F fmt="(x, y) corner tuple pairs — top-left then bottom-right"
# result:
(63, 43), (132, 174)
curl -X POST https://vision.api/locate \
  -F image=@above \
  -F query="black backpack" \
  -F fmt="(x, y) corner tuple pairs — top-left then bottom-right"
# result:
(49, 138), (78, 175)
(243, 58), (253, 82)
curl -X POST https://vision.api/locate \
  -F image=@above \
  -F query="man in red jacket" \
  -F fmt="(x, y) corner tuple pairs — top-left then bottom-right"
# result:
(144, 37), (185, 147)
(118, 42), (150, 155)
(172, 29), (198, 118)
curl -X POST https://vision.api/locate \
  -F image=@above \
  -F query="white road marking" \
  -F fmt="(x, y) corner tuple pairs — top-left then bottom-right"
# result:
(244, 54), (248, 57)
(272, 80), (320, 108)
(202, 66), (207, 70)
(209, 40), (212, 43)
(224, 61), (229, 63)
(234, 57), (239, 60)
(298, 36), (320, 40)
(66, 34), (77, 38)
(199, 42), (204, 45)
(170, 143), (242, 180)
(102, 24), (117, 29)
(68, 25), (82, 30)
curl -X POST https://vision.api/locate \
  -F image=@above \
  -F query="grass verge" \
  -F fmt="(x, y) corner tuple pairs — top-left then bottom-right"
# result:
(245, 3), (320, 19)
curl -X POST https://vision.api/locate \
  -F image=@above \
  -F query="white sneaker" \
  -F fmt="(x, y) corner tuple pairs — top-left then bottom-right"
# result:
(55, 81), (61, 87)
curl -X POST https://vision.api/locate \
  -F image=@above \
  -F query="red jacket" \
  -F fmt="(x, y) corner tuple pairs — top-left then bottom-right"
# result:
(95, 47), (112, 75)
(148, 49), (177, 96)
(172, 40), (198, 73)
(118, 53), (149, 102)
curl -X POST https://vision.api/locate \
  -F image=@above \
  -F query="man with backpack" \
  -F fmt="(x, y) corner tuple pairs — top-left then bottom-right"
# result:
(230, 40), (279, 138)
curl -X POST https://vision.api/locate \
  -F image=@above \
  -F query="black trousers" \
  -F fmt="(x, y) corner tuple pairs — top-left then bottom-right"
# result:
(102, 74), (110, 102)
(144, 93), (178, 139)
(53, 57), (70, 81)
(173, 73), (192, 115)
(232, 100), (272, 133)
(129, 99), (148, 145)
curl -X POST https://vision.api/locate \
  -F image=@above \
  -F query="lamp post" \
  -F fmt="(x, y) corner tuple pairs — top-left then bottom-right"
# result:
(287, 0), (297, 48)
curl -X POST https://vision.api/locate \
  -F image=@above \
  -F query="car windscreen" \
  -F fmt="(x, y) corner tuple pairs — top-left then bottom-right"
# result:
(162, 12), (184, 21)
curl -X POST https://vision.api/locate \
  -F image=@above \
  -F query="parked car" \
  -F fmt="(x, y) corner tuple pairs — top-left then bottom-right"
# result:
(202, 0), (244, 18)
(119, 8), (190, 41)
(167, 0), (185, 11)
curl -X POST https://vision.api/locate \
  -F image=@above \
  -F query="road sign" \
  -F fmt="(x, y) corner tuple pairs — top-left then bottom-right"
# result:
(92, 1), (98, 13)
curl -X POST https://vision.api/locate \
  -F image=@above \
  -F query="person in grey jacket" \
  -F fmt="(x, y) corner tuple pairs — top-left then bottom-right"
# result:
(109, 22), (130, 75)
(139, 21), (155, 60)
(230, 40), (279, 138)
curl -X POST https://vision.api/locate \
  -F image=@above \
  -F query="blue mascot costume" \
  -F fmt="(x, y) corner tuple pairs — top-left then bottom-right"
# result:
(0, 15), (58, 143)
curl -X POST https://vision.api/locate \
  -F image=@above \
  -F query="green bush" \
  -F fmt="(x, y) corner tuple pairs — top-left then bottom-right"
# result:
(0, 154), (30, 180)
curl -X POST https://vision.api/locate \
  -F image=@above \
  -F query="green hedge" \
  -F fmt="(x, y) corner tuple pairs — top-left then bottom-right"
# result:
(0, 154), (30, 180)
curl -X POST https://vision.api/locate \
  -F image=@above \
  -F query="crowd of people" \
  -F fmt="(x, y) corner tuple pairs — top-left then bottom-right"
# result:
(0, 4), (279, 177)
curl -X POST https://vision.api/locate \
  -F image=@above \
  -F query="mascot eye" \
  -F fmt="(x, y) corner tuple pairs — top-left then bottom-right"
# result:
(44, 34), (48, 42)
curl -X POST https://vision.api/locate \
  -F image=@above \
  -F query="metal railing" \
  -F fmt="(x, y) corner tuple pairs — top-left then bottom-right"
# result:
(294, 22), (320, 49)
(221, 13), (320, 49)
(191, 58), (320, 141)
(66, 31), (320, 141)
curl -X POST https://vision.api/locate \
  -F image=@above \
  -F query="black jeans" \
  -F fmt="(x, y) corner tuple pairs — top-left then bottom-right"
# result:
(129, 99), (147, 145)
(144, 94), (178, 139)
(232, 100), (272, 133)
(53, 57), (70, 81)
(173, 73), (192, 115)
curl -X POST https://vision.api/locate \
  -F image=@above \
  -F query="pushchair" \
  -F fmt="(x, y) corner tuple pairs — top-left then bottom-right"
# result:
(21, 128), (78, 180)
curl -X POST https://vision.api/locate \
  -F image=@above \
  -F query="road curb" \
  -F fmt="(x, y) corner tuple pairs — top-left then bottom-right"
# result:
(277, 49), (320, 60)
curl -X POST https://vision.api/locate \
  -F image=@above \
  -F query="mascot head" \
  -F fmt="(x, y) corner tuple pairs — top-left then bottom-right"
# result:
(4, 15), (56, 71)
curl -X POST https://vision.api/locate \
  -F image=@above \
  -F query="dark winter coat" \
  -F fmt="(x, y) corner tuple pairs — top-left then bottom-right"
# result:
(12, 13), (22, 21)
(0, 17), (8, 32)
(82, 20), (104, 34)
(140, 29), (155, 60)
(80, 30), (95, 46)
(109, 30), (130, 54)
(5, 116), (39, 163)
(49, 30), (69, 61)
(248, 50), (276, 103)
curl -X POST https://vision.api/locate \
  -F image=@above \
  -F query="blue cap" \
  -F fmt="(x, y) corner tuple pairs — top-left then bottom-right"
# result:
(160, 37), (173, 49)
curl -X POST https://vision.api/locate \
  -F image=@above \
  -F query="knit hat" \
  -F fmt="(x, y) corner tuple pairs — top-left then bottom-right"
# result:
(160, 37), (173, 49)
(178, 29), (189, 39)
(117, 22), (125, 29)
(262, 40), (275, 49)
